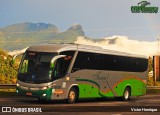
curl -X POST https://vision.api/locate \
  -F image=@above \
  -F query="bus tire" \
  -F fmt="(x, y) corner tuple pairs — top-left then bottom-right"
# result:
(67, 87), (77, 104)
(122, 87), (131, 101)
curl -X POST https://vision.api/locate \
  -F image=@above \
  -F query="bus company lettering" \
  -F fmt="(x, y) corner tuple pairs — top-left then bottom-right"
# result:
(93, 72), (108, 80)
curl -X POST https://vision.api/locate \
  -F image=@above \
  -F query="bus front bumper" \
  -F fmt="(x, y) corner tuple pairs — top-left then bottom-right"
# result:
(16, 86), (52, 100)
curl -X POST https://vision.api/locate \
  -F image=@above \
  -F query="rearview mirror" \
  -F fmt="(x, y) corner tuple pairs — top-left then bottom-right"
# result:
(49, 55), (66, 79)
(50, 55), (66, 68)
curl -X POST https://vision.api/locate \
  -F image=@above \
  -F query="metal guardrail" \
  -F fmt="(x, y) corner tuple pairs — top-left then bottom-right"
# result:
(147, 86), (160, 89)
(0, 84), (16, 89)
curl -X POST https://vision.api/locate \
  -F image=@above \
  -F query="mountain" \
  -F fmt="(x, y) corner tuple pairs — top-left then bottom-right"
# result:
(0, 22), (85, 51)
(1, 22), (59, 41)
(51, 24), (85, 43)
(2, 22), (58, 32)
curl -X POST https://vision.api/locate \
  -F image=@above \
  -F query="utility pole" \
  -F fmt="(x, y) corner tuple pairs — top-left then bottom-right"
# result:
(158, 37), (160, 54)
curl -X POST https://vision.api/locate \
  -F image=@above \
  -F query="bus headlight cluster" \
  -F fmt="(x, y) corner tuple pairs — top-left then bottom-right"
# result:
(62, 82), (66, 88)
(40, 86), (48, 90)
(40, 85), (51, 90)
(16, 83), (20, 87)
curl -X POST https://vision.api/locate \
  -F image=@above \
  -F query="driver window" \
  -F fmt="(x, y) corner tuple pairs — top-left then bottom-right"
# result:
(52, 56), (72, 80)
(51, 51), (75, 80)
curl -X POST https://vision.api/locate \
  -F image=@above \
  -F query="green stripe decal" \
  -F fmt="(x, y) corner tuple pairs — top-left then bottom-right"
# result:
(76, 78), (108, 98)
(76, 78), (100, 88)
(76, 78), (146, 98)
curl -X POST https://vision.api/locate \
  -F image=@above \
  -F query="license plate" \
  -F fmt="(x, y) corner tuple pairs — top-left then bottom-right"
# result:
(26, 92), (32, 96)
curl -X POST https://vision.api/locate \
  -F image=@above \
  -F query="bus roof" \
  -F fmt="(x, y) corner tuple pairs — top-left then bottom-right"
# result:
(27, 44), (147, 58)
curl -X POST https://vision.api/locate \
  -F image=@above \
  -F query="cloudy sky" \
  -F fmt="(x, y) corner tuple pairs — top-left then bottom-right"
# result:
(0, 0), (160, 41)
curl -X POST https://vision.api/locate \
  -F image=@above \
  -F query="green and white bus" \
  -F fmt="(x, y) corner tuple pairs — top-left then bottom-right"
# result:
(16, 44), (148, 103)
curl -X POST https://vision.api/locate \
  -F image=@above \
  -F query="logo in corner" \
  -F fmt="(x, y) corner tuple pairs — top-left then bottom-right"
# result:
(131, 1), (158, 13)
(2, 107), (11, 112)
(138, 1), (150, 7)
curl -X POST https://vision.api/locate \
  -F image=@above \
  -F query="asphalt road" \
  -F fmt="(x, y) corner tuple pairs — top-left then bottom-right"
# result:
(0, 94), (160, 114)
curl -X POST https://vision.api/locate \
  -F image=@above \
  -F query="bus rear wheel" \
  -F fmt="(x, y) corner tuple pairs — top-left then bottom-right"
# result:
(67, 88), (77, 104)
(122, 87), (131, 101)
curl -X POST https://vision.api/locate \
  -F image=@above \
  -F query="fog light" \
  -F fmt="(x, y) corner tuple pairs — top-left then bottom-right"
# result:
(16, 90), (19, 93)
(42, 94), (46, 97)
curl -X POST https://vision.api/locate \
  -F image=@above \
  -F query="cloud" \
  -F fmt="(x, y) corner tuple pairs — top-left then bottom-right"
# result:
(8, 36), (158, 57)
(75, 36), (158, 57)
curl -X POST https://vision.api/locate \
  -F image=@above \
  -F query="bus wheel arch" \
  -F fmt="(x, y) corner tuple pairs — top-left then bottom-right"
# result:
(122, 86), (131, 101)
(67, 86), (79, 104)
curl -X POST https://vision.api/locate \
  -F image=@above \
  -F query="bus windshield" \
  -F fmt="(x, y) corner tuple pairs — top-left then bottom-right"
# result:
(18, 52), (56, 83)
(18, 52), (73, 84)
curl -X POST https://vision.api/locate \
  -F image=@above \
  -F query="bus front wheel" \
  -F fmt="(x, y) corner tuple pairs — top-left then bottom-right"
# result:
(122, 87), (131, 101)
(67, 87), (77, 104)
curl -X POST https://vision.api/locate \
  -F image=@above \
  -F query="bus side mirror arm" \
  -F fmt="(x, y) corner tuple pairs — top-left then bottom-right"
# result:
(50, 55), (66, 68)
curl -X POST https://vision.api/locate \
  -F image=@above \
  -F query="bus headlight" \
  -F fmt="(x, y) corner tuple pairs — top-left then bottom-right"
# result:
(40, 86), (48, 90)
(62, 82), (66, 88)
(16, 83), (20, 87)
(48, 85), (51, 88)
(39, 85), (52, 90)
(66, 77), (70, 81)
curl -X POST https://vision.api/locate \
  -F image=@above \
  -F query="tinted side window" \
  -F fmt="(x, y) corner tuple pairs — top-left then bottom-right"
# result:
(103, 55), (148, 72)
(73, 52), (104, 71)
(72, 51), (148, 72)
